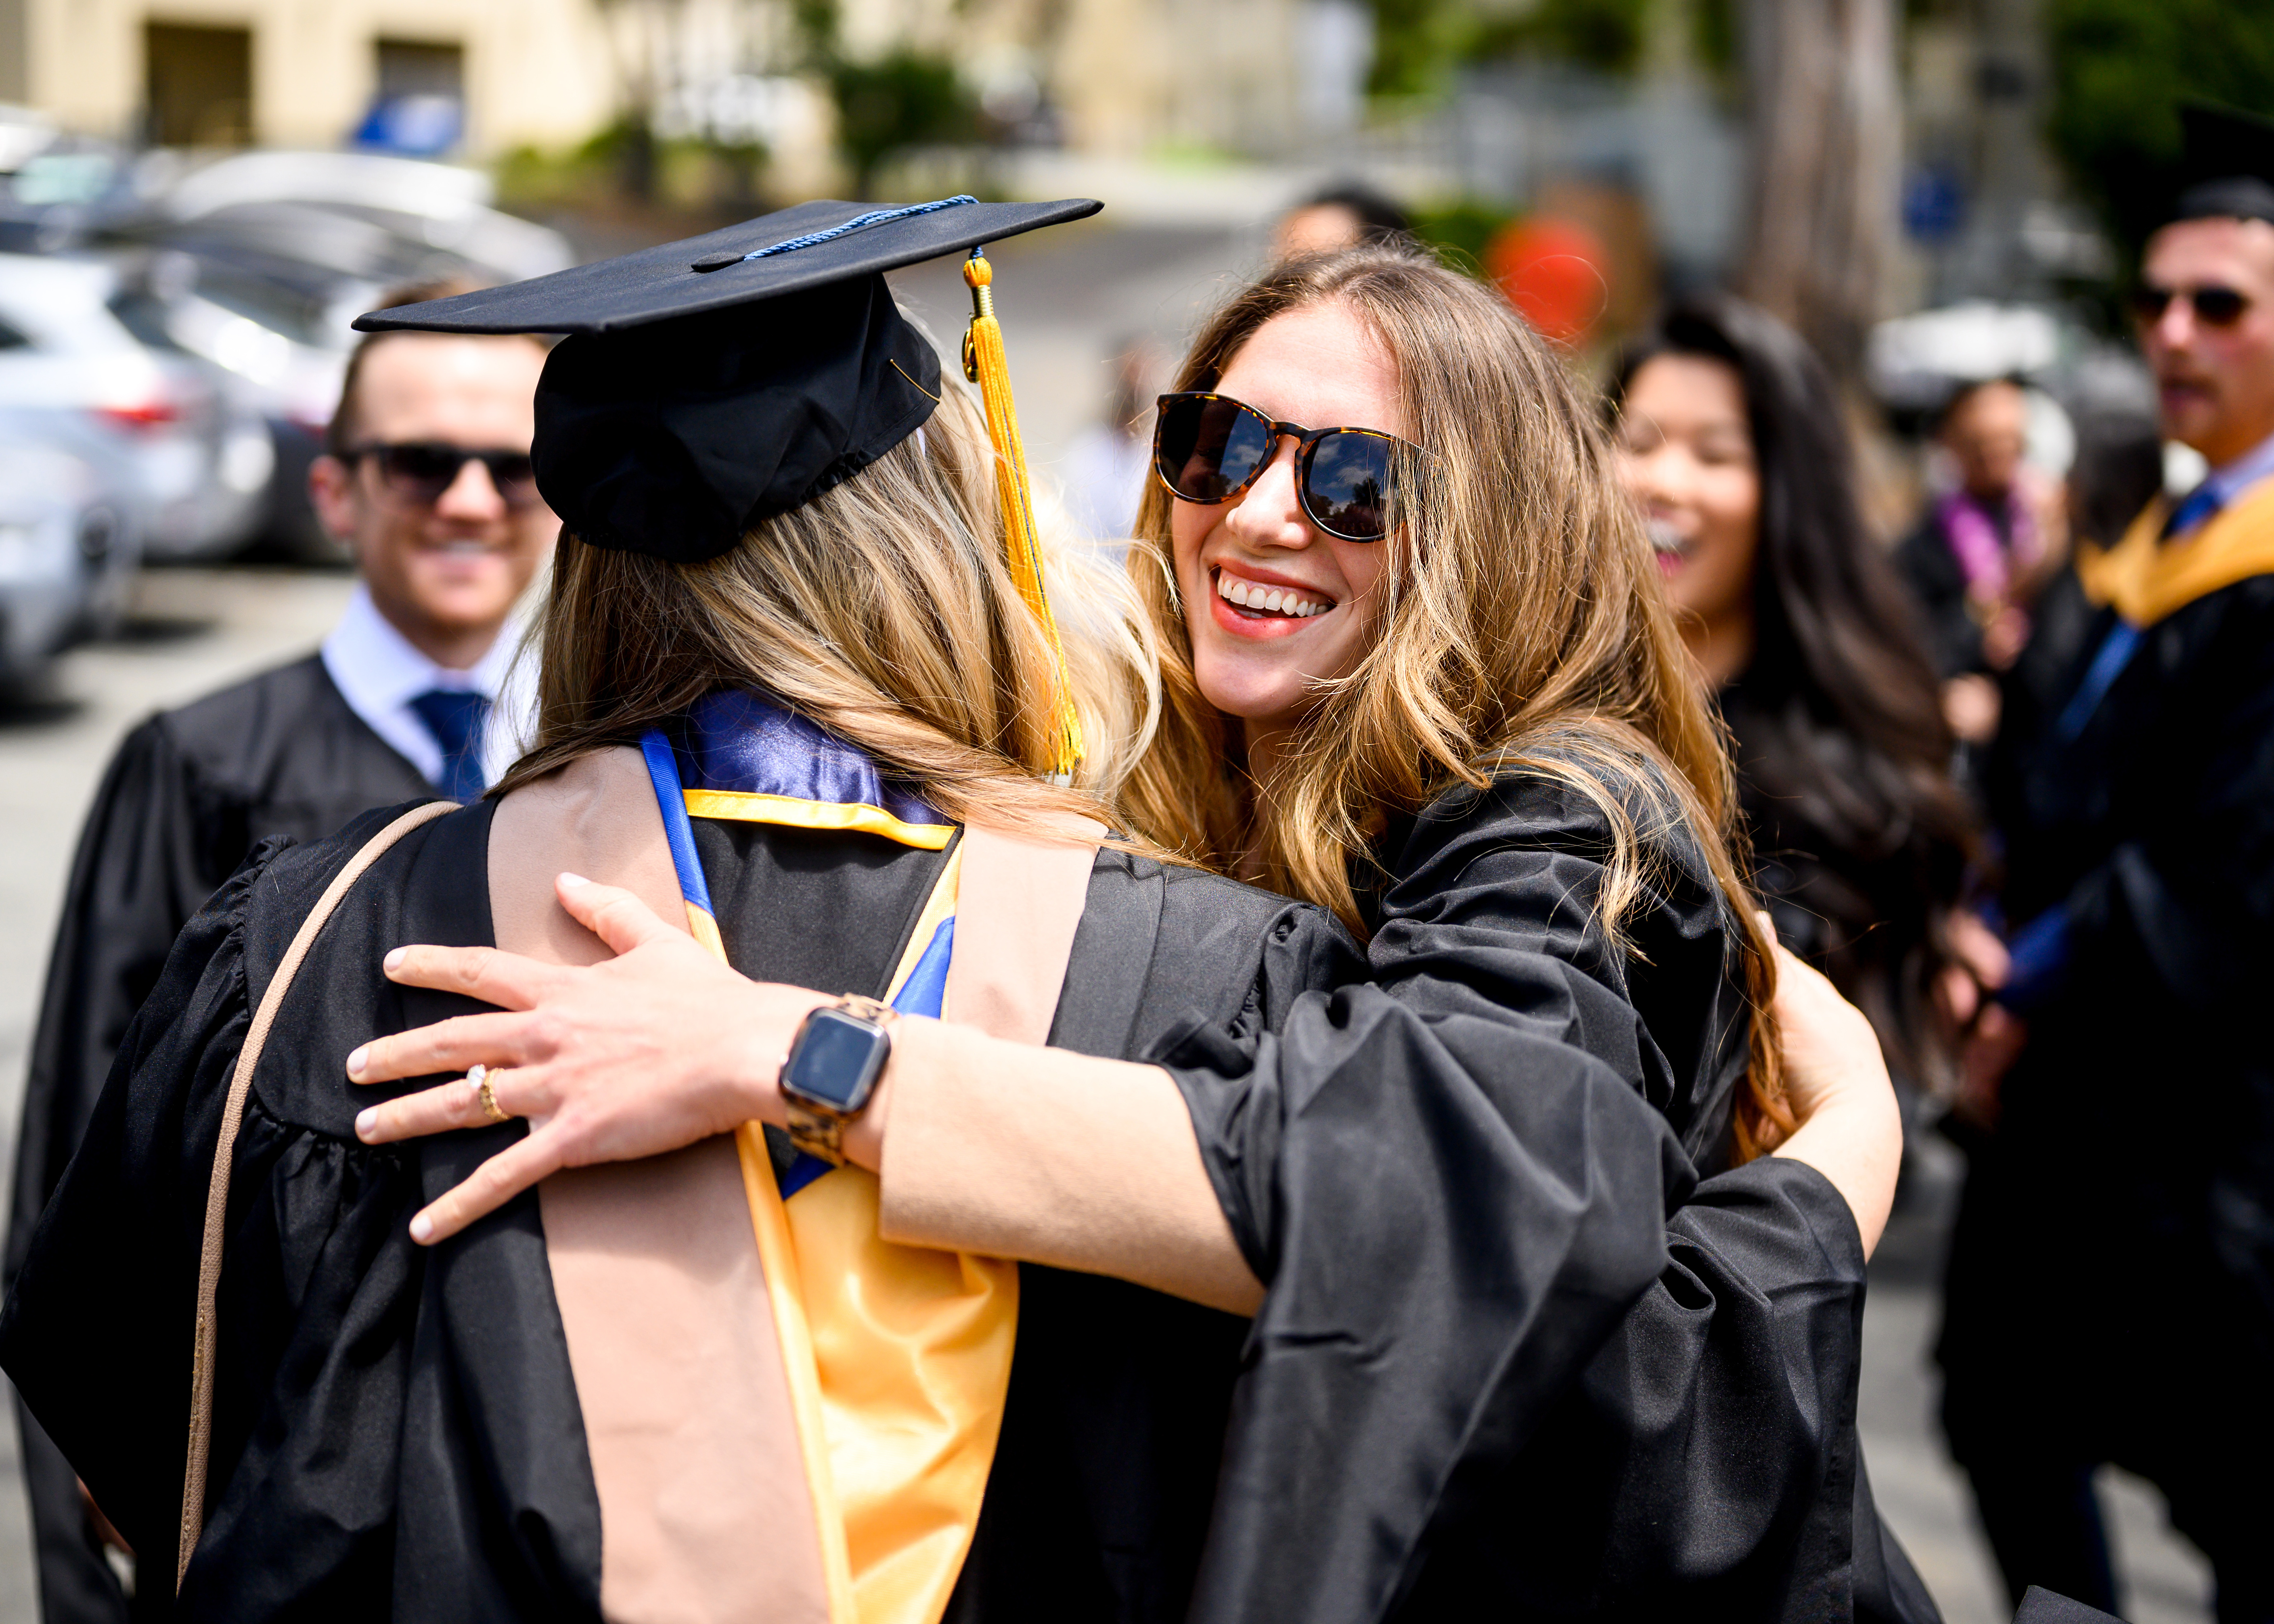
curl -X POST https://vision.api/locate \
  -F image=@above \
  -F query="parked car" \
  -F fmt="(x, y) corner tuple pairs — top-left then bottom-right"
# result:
(109, 151), (574, 556)
(0, 421), (140, 691)
(0, 252), (271, 559)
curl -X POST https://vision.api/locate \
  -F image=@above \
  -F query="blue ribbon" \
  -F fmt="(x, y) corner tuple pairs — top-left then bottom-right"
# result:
(740, 195), (979, 263)
(2052, 619), (2143, 743)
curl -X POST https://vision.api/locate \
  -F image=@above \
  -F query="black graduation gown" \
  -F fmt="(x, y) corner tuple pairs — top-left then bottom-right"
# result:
(1171, 768), (1933, 1624)
(1718, 679), (1964, 1088)
(1948, 570), (2274, 1541)
(1895, 511), (1993, 681)
(4, 763), (1926, 1623)
(1, 790), (1667, 1622)
(6, 653), (429, 1624)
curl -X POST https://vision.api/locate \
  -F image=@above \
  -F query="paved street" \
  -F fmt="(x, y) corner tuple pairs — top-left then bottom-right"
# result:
(0, 219), (2223, 1622)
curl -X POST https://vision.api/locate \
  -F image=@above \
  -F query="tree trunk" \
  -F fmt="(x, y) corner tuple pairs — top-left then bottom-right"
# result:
(1738, 0), (1902, 391)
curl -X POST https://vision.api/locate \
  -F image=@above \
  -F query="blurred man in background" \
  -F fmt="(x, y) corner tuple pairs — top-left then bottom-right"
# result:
(1896, 377), (2065, 747)
(1056, 334), (1162, 553)
(1939, 105), (2274, 1623)
(5, 285), (553, 1623)
(1271, 180), (1411, 260)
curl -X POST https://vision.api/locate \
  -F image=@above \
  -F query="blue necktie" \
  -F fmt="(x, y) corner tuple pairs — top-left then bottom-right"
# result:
(2056, 483), (2228, 742)
(2162, 480), (2224, 539)
(407, 688), (492, 801)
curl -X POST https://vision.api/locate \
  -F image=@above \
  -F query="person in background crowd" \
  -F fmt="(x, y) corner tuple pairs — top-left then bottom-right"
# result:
(1898, 380), (2063, 678)
(1056, 333), (1163, 552)
(4, 282), (554, 1624)
(1271, 180), (1411, 261)
(1982, 410), (2167, 805)
(1938, 103), (2274, 1624)
(1612, 293), (1977, 1097)
(1895, 378), (2069, 750)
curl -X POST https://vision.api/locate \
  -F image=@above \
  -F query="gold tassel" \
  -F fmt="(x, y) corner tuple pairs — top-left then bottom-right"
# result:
(962, 247), (1083, 780)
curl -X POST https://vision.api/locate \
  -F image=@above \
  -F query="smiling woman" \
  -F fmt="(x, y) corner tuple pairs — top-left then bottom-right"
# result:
(1161, 307), (1396, 754)
(1610, 295), (1976, 1092)
(1109, 244), (1933, 1618)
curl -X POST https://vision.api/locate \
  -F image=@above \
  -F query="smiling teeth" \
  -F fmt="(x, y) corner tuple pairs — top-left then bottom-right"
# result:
(1219, 573), (1330, 617)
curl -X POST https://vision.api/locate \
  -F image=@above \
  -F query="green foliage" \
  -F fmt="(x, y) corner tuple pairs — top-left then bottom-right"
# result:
(1471, 0), (1652, 73)
(1692, 0), (1738, 77)
(2048, 0), (2274, 256)
(789, 0), (978, 197)
(789, 0), (973, 198)
(793, 0), (841, 53)
(493, 124), (772, 216)
(826, 51), (977, 198)
(1407, 199), (1516, 274)
(1365, 0), (1464, 97)
(1369, 0), (1678, 98)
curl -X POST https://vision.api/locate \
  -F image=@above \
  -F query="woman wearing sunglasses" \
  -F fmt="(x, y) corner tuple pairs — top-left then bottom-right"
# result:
(1120, 247), (1929, 1618)
(351, 242), (1924, 1620)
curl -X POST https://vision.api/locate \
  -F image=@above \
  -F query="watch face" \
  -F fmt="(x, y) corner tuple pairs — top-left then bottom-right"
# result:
(784, 1008), (888, 1110)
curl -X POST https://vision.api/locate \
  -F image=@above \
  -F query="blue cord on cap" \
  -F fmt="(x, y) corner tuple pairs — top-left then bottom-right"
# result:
(691, 195), (980, 272)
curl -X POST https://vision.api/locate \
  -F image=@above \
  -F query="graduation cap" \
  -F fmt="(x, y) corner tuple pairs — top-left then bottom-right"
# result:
(2174, 102), (2274, 226)
(356, 193), (1097, 774)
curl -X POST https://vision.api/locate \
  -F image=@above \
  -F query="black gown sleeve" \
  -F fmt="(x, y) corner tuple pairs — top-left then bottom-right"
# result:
(7, 717), (230, 1291)
(0, 806), (602, 1623)
(1402, 1154), (1926, 1621)
(1165, 769), (1930, 1623)
(1159, 774), (1697, 1624)
(2, 834), (304, 1569)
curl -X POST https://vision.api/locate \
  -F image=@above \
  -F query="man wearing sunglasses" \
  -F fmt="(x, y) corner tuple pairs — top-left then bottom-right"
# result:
(1940, 103), (2274, 1624)
(7, 282), (554, 1624)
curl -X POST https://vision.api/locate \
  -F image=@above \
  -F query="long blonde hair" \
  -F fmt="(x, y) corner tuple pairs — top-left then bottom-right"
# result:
(500, 373), (1157, 837)
(1119, 243), (1792, 1159)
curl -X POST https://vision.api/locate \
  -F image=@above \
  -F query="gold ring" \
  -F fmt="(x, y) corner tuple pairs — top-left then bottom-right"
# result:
(470, 1063), (511, 1124)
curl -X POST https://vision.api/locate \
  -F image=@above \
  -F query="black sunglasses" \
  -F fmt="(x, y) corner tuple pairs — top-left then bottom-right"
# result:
(2131, 283), (2251, 328)
(349, 442), (542, 509)
(1151, 391), (1411, 542)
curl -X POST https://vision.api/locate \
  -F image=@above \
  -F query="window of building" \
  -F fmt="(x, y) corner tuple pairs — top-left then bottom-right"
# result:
(353, 40), (466, 157)
(144, 22), (255, 148)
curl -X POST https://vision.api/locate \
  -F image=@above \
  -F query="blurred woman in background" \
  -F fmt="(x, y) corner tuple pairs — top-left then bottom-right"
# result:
(1612, 294), (1978, 1092)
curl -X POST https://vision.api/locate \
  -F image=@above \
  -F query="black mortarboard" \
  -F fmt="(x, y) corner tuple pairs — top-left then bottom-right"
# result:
(2173, 103), (2274, 228)
(354, 195), (1101, 563)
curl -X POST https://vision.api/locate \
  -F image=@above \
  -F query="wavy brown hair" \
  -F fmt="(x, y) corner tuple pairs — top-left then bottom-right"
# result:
(1118, 243), (1792, 1159)
(497, 376), (1157, 840)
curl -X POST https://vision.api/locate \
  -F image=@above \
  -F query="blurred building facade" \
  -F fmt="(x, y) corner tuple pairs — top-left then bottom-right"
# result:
(1, 0), (1349, 173)
(0, 0), (618, 156)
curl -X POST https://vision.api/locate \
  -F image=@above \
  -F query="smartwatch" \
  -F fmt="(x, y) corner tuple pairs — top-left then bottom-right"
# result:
(779, 994), (895, 1166)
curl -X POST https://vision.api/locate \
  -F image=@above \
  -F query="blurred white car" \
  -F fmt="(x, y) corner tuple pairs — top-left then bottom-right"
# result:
(0, 430), (140, 689)
(111, 151), (574, 555)
(0, 253), (271, 559)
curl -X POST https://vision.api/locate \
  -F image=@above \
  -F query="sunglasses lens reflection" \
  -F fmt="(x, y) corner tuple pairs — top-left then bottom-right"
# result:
(1305, 433), (1392, 541)
(1157, 396), (1274, 501)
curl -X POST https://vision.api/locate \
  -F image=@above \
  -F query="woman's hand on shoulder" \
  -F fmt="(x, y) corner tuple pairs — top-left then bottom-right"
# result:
(1765, 935), (1902, 1258)
(344, 873), (828, 1244)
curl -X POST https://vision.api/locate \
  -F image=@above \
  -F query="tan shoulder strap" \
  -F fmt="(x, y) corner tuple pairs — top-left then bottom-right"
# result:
(177, 800), (457, 1592)
(944, 817), (1105, 1046)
